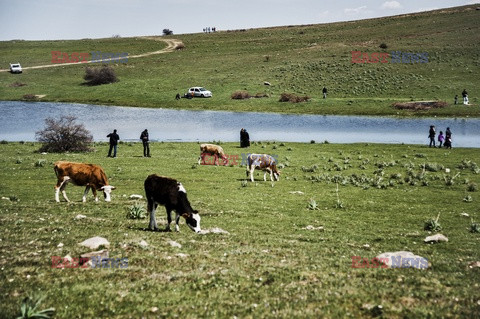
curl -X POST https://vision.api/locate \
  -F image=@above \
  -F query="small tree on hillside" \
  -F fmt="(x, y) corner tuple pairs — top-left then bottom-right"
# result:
(35, 115), (93, 153)
(163, 29), (173, 36)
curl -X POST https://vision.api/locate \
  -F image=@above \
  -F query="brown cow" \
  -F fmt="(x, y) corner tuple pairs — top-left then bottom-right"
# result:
(246, 154), (280, 182)
(197, 143), (228, 166)
(54, 161), (116, 202)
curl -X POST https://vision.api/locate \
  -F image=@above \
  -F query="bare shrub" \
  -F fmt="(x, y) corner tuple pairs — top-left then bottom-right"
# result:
(392, 101), (447, 110)
(163, 29), (173, 36)
(379, 43), (388, 49)
(35, 115), (93, 153)
(175, 43), (185, 50)
(231, 91), (251, 100)
(279, 93), (310, 103)
(84, 66), (117, 86)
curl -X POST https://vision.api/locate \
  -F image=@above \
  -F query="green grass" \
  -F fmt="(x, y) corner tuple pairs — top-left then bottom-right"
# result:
(0, 141), (479, 318)
(1, 5), (479, 117)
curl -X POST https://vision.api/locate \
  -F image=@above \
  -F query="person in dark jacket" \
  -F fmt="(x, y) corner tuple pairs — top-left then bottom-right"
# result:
(107, 129), (120, 157)
(428, 125), (436, 147)
(140, 129), (150, 157)
(240, 128), (250, 148)
(444, 127), (452, 149)
(322, 86), (328, 99)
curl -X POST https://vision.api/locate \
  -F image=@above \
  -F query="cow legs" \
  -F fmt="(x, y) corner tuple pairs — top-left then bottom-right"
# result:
(165, 207), (173, 232)
(55, 176), (71, 202)
(249, 167), (255, 182)
(147, 200), (158, 231)
(91, 187), (99, 202)
(175, 213), (181, 232)
(83, 186), (90, 202)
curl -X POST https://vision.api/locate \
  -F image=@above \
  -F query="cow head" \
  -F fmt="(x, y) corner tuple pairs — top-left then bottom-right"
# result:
(183, 210), (201, 233)
(101, 185), (116, 202)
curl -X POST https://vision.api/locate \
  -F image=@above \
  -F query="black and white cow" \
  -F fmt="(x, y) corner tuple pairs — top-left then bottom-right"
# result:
(144, 174), (201, 233)
(246, 154), (280, 182)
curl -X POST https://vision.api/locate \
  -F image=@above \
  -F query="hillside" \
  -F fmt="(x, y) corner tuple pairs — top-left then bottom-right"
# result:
(0, 4), (479, 117)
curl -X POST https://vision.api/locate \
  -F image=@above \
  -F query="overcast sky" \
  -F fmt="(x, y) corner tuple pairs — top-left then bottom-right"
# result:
(0, 0), (479, 41)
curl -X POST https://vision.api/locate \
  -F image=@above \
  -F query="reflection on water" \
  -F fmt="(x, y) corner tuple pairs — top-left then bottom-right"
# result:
(1, 101), (479, 148)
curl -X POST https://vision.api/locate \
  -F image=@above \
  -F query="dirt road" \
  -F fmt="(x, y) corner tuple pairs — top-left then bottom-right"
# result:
(0, 37), (183, 73)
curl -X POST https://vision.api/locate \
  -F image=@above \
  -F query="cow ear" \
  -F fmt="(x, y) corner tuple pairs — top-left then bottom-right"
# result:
(193, 210), (199, 215)
(181, 212), (191, 218)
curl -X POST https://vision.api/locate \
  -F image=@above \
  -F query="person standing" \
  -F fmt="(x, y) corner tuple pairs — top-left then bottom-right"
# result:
(322, 86), (328, 99)
(462, 89), (469, 105)
(437, 131), (444, 148)
(140, 129), (150, 157)
(428, 125), (436, 147)
(444, 127), (452, 149)
(454, 95), (458, 105)
(240, 128), (250, 148)
(107, 129), (120, 158)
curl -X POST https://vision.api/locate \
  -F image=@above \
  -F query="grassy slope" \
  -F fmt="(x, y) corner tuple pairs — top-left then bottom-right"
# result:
(0, 5), (479, 117)
(0, 142), (479, 318)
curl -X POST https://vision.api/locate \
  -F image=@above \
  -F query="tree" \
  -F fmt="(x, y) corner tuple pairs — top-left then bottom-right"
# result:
(163, 29), (173, 36)
(35, 115), (93, 153)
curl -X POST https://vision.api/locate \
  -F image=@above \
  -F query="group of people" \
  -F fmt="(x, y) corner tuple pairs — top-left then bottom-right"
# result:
(107, 129), (151, 157)
(454, 89), (469, 105)
(203, 27), (216, 33)
(428, 125), (452, 149)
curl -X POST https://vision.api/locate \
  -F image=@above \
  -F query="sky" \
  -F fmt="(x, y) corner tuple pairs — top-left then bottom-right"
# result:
(0, 0), (479, 41)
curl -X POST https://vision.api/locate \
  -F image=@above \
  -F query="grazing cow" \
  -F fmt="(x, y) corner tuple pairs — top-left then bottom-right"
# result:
(144, 174), (201, 233)
(54, 161), (116, 202)
(198, 143), (228, 166)
(246, 154), (280, 182)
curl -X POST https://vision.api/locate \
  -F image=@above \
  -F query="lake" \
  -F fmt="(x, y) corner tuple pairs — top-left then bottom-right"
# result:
(1, 101), (479, 147)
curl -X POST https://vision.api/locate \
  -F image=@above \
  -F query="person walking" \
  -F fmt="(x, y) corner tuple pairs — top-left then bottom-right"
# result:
(454, 95), (458, 105)
(462, 89), (469, 105)
(428, 125), (436, 147)
(437, 131), (444, 148)
(322, 86), (328, 99)
(107, 129), (120, 158)
(140, 129), (150, 157)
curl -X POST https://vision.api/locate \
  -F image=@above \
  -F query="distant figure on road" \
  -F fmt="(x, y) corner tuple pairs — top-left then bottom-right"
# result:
(107, 129), (120, 158)
(322, 86), (327, 99)
(140, 129), (150, 157)
(240, 128), (250, 148)
(462, 89), (469, 105)
(437, 131), (444, 148)
(428, 125), (436, 147)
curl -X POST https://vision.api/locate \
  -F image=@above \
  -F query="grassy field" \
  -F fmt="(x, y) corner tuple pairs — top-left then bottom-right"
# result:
(1, 5), (479, 117)
(0, 141), (479, 318)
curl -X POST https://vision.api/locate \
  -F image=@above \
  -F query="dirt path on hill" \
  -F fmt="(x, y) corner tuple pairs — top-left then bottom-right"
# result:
(0, 37), (183, 73)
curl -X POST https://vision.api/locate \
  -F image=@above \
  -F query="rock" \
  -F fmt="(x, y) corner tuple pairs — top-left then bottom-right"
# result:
(199, 227), (230, 235)
(461, 213), (470, 217)
(289, 191), (304, 195)
(150, 307), (159, 313)
(176, 253), (189, 258)
(445, 168), (450, 173)
(129, 194), (143, 200)
(75, 214), (87, 220)
(376, 251), (429, 269)
(468, 261), (480, 269)
(57, 242), (64, 248)
(78, 236), (110, 250)
(424, 234), (448, 243)
(138, 240), (148, 248)
(302, 225), (324, 231)
(168, 240), (182, 248)
(264, 81), (271, 86)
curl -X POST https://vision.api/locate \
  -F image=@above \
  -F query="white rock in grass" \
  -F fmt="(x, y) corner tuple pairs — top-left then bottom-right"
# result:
(461, 213), (470, 217)
(75, 214), (87, 220)
(302, 225), (324, 231)
(138, 240), (148, 248)
(78, 236), (110, 250)
(445, 168), (450, 173)
(129, 194), (143, 200)
(198, 227), (230, 235)
(57, 242), (64, 248)
(375, 251), (429, 269)
(424, 234), (448, 243)
(168, 240), (182, 248)
(289, 191), (304, 195)
(176, 253), (189, 258)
